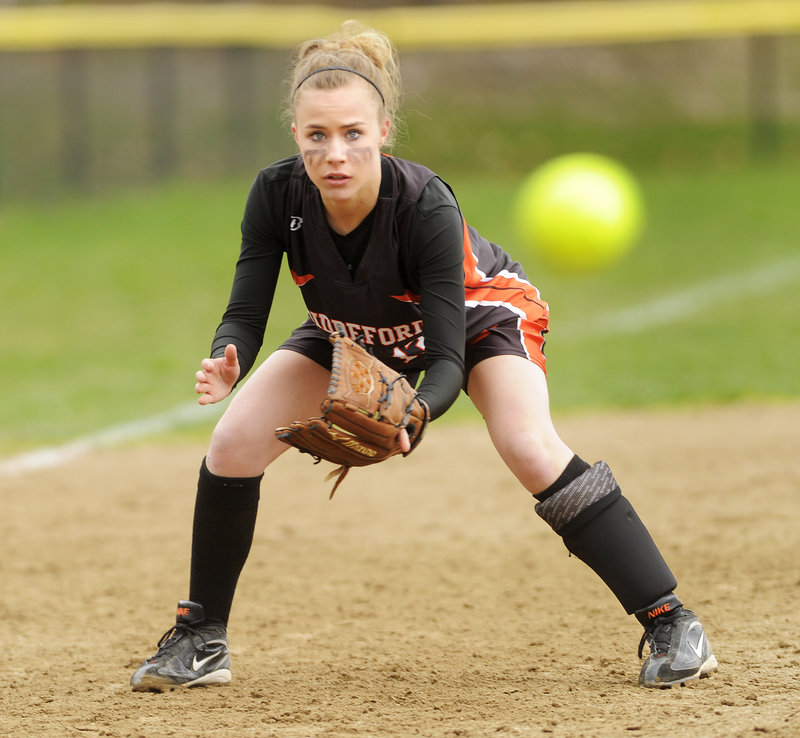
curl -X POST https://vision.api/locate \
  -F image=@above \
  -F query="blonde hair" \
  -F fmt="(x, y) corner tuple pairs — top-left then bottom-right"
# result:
(284, 21), (403, 149)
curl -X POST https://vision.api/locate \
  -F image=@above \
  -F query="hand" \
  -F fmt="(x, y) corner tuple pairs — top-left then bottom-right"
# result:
(398, 427), (411, 454)
(195, 344), (240, 405)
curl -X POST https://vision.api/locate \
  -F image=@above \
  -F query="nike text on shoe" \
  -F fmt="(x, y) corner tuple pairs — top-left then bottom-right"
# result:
(130, 600), (231, 692)
(635, 594), (718, 688)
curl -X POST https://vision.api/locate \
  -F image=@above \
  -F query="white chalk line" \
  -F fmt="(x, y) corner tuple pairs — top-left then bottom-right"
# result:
(559, 252), (800, 339)
(0, 401), (225, 478)
(2, 254), (799, 478)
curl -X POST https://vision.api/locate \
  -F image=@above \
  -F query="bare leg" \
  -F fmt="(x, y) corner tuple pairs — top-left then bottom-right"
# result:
(206, 349), (332, 477)
(467, 355), (574, 494)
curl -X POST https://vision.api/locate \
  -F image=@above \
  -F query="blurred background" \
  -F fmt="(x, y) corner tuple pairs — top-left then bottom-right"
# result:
(1, 0), (799, 457)
(3, 0), (798, 195)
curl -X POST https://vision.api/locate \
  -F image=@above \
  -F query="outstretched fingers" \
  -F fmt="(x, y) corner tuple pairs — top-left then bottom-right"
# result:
(195, 344), (240, 405)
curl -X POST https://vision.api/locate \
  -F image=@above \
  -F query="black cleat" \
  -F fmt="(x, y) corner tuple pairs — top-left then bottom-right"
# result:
(130, 601), (231, 692)
(636, 594), (717, 688)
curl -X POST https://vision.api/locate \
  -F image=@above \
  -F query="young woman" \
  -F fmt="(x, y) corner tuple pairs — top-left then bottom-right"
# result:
(130, 22), (716, 692)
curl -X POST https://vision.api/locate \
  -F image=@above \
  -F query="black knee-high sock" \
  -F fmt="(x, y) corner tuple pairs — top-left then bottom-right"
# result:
(536, 454), (591, 499)
(189, 458), (262, 626)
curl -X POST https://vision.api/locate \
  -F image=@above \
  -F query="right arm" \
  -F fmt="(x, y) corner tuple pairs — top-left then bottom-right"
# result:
(198, 169), (287, 403)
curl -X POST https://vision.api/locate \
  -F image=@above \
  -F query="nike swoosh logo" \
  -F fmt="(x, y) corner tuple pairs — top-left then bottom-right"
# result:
(192, 648), (226, 672)
(687, 625), (705, 659)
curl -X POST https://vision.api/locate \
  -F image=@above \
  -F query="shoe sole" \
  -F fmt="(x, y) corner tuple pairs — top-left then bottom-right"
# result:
(640, 654), (718, 689)
(131, 668), (232, 693)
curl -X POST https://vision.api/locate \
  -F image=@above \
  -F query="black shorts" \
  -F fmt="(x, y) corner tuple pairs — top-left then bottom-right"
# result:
(280, 310), (548, 390)
(464, 312), (548, 381)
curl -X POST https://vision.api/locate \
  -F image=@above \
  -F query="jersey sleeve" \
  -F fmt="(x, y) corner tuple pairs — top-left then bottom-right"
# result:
(408, 177), (468, 420)
(210, 167), (288, 383)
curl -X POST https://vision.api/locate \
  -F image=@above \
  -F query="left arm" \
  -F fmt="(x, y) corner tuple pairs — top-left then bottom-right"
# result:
(408, 178), (469, 421)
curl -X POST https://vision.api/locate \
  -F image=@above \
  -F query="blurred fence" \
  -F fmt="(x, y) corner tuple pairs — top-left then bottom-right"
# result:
(2, 1), (800, 198)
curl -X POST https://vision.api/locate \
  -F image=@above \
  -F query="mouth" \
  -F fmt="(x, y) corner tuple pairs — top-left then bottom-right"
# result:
(324, 173), (351, 184)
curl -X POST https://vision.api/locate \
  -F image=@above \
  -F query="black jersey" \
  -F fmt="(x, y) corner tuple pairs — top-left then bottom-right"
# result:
(211, 154), (548, 420)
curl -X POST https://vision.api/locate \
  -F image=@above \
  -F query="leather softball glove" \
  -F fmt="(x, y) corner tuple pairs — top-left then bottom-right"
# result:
(276, 332), (429, 497)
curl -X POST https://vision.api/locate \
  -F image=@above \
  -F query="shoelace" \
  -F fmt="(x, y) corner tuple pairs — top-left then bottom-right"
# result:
(638, 617), (677, 659)
(154, 623), (204, 656)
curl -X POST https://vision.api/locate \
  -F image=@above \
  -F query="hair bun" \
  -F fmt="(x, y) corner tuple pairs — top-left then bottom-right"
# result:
(285, 22), (403, 150)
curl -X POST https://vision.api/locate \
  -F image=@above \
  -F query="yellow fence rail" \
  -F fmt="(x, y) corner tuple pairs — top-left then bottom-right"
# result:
(2, 0), (800, 52)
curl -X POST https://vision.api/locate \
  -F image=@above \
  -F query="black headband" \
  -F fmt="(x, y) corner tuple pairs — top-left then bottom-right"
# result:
(293, 65), (385, 105)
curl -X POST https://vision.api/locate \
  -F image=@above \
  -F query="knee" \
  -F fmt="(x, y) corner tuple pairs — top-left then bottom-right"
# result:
(496, 431), (573, 494)
(501, 432), (547, 470)
(207, 423), (271, 477)
(207, 423), (237, 462)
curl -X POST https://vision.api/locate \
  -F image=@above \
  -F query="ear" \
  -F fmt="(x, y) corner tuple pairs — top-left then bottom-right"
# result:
(291, 122), (300, 148)
(378, 118), (391, 148)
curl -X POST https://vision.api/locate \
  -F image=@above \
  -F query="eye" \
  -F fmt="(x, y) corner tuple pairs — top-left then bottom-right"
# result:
(346, 129), (362, 140)
(309, 131), (325, 141)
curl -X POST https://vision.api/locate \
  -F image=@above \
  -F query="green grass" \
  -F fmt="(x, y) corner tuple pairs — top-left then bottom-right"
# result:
(2, 162), (798, 455)
(453, 163), (800, 410)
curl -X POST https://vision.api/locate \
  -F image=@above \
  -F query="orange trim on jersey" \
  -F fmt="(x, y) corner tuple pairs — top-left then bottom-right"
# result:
(391, 290), (421, 304)
(461, 217), (480, 277)
(461, 217), (549, 370)
(291, 269), (314, 286)
(461, 217), (547, 318)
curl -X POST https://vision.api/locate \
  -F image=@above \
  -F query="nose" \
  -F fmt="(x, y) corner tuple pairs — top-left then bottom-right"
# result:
(326, 136), (346, 163)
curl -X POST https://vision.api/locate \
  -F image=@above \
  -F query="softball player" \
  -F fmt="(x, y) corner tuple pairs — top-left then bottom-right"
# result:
(131, 21), (716, 692)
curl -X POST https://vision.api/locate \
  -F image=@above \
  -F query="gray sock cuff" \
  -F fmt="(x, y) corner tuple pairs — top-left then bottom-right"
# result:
(535, 460), (619, 533)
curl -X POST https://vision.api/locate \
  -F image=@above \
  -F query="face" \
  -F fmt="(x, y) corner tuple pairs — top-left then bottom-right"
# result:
(292, 80), (390, 209)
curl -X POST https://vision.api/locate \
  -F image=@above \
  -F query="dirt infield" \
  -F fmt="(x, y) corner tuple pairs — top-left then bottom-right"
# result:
(3, 402), (799, 737)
